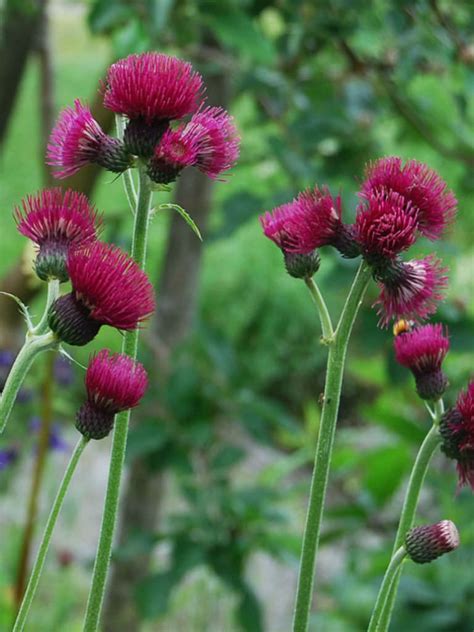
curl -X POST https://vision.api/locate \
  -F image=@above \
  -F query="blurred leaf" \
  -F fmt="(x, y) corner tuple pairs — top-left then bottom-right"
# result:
(211, 445), (246, 470)
(126, 420), (169, 462)
(362, 445), (411, 505)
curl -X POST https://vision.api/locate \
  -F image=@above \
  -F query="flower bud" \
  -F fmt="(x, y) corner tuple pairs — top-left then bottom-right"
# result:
(405, 520), (460, 564)
(283, 250), (321, 279)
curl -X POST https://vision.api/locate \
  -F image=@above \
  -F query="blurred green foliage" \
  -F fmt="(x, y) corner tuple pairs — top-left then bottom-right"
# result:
(0, 0), (473, 630)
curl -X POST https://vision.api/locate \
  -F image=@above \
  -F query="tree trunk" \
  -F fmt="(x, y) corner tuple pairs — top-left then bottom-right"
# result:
(101, 62), (231, 632)
(0, 0), (42, 149)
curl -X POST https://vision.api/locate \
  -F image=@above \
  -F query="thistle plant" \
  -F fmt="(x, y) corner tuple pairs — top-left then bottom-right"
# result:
(260, 156), (470, 631)
(0, 51), (239, 631)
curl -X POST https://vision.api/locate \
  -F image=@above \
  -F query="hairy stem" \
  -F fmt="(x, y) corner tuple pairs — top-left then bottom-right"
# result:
(370, 418), (442, 631)
(304, 276), (334, 341)
(82, 162), (152, 632)
(0, 331), (56, 434)
(13, 436), (88, 632)
(367, 547), (407, 632)
(293, 262), (371, 632)
(31, 278), (60, 335)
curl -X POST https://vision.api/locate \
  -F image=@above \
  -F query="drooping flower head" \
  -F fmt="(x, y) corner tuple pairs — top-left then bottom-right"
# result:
(48, 242), (155, 346)
(15, 189), (101, 282)
(374, 255), (448, 326)
(405, 520), (460, 564)
(76, 350), (148, 439)
(103, 53), (204, 157)
(440, 380), (474, 490)
(260, 186), (358, 261)
(360, 157), (457, 240)
(355, 189), (419, 264)
(148, 106), (240, 184)
(394, 323), (449, 400)
(47, 100), (132, 179)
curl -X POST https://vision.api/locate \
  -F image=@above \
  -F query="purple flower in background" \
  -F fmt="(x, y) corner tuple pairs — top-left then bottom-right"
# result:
(30, 417), (69, 452)
(0, 446), (19, 471)
(54, 356), (75, 387)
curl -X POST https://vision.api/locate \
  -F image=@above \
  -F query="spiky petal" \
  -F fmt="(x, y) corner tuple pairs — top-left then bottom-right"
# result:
(260, 187), (348, 255)
(14, 188), (101, 282)
(47, 100), (131, 178)
(67, 242), (155, 330)
(394, 323), (449, 399)
(103, 53), (204, 123)
(375, 255), (448, 326)
(76, 349), (148, 439)
(360, 156), (457, 240)
(355, 189), (419, 262)
(440, 380), (474, 490)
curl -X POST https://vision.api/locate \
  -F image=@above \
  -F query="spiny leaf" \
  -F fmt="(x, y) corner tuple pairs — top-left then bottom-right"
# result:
(159, 203), (203, 241)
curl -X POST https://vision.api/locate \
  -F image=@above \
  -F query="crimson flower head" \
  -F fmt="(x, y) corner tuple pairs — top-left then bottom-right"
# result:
(355, 189), (419, 264)
(394, 323), (449, 400)
(360, 157), (457, 240)
(405, 520), (460, 564)
(148, 106), (240, 184)
(15, 188), (101, 282)
(440, 380), (474, 490)
(103, 53), (204, 157)
(260, 187), (359, 260)
(47, 100), (132, 178)
(48, 242), (155, 346)
(374, 255), (448, 326)
(76, 349), (148, 440)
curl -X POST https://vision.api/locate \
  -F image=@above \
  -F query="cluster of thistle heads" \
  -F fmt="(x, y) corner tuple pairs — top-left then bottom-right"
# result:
(260, 159), (473, 491)
(12, 53), (240, 441)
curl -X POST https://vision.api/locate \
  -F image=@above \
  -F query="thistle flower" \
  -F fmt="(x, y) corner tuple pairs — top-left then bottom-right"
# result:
(15, 189), (101, 282)
(103, 53), (204, 157)
(440, 380), (474, 490)
(394, 323), (449, 400)
(405, 520), (460, 564)
(260, 187), (359, 259)
(47, 100), (132, 178)
(48, 242), (155, 346)
(355, 189), (419, 264)
(374, 255), (448, 326)
(360, 157), (457, 240)
(148, 106), (240, 184)
(75, 350), (148, 440)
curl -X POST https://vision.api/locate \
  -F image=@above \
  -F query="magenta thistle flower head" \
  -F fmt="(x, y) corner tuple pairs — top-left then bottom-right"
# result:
(15, 188), (101, 282)
(405, 520), (460, 564)
(75, 349), (148, 440)
(47, 100), (132, 178)
(148, 106), (240, 184)
(374, 255), (448, 326)
(440, 380), (474, 490)
(355, 189), (419, 264)
(260, 187), (359, 260)
(360, 157), (457, 240)
(394, 323), (449, 400)
(48, 242), (155, 346)
(103, 53), (204, 157)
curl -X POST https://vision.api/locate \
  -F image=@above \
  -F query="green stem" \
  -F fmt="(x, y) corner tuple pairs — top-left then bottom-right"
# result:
(31, 279), (60, 335)
(13, 436), (88, 632)
(0, 332), (56, 434)
(370, 421), (442, 631)
(304, 276), (334, 341)
(82, 162), (152, 632)
(293, 262), (371, 632)
(367, 547), (407, 632)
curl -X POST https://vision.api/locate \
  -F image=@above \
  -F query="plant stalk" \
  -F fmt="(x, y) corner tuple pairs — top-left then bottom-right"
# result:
(292, 262), (371, 632)
(370, 418), (442, 631)
(304, 276), (334, 341)
(367, 547), (407, 632)
(0, 331), (56, 434)
(82, 162), (153, 631)
(13, 436), (88, 632)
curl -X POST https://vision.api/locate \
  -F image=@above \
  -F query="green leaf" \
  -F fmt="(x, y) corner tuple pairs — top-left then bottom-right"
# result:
(362, 445), (411, 506)
(158, 203), (202, 240)
(211, 445), (246, 470)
